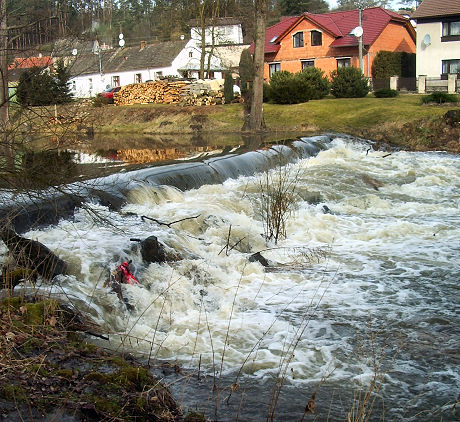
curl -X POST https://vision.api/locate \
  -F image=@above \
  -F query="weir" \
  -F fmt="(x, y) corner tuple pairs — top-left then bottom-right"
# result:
(0, 134), (340, 233)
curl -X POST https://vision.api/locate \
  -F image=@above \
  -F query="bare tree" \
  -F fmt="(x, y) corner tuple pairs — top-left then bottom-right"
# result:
(242, 0), (266, 131)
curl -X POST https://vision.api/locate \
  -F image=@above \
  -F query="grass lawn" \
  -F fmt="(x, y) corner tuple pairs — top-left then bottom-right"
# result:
(262, 94), (453, 132)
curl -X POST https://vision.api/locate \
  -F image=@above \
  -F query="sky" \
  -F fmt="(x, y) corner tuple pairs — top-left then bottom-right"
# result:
(326, 1), (411, 11)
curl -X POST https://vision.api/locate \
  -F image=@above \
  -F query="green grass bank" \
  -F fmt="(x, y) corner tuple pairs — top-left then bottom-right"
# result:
(89, 94), (460, 153)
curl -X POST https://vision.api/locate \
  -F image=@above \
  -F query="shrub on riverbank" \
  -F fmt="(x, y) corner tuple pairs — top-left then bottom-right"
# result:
(421, 91), (458, 104)
(296, 67), (330, 100)
(330, 67), (369, 98)
(374, 88), (399, 98)
(269, 71), (313, 104)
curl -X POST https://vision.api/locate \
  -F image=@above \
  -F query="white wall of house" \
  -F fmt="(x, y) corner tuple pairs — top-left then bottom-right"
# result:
(70, 65), (180, 98)
(190, 23), (243, 46)
(177, 39), (226, 79)
(416, 21), (460, 77)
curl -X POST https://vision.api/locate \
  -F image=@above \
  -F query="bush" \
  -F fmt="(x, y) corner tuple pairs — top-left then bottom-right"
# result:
(269, 71), (312, 104)
(330, 67), (369, 98)
(421, 91), (458, 104)
(238, 49), (254, 95)
(372, 51), (416, 78)
(297, 67), (330, 99)
(16, 61), (73, 107)
(263, 82), (272, 102)
(374, 88), (399, 98)
(224, 72), (235, 104)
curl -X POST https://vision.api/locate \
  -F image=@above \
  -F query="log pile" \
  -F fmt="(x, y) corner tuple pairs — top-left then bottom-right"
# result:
(113, 80), (225, 106)
(114, 81), (189, 106)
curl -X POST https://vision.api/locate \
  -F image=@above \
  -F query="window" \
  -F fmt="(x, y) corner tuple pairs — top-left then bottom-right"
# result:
(269, 63), (281, 77)
(442, 21), (460, 39)
(72, 81), (76, 91)
(301, 60), (314, 69)
(311, 30), (322, 46)
(442, 59), (460, 74)
(135, 73), (142, 83)
(337, 58), (351, 68)
(293, 32), (304, 48)
(189, 51), (193, 58)
(155, 71), (163, 79)
(112, 76), (120, 86)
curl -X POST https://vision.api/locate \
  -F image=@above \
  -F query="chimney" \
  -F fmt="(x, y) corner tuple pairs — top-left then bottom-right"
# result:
(140, 41), (147, 50)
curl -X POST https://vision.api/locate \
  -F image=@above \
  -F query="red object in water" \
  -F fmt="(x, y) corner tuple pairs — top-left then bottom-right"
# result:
(117, 262), (139, 285)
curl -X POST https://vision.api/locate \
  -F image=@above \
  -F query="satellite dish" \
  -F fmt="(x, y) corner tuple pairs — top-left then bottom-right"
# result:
(350, 26), (363, 38)
(72, 48), (78, 56)
(119, 33), (124, 40)
(119, 39), (125, 47)
(422, 34), (431, 46)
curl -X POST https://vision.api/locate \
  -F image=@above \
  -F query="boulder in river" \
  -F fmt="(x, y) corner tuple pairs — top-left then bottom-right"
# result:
(0, 227), (67, 281)
(140, 235), (167, 264)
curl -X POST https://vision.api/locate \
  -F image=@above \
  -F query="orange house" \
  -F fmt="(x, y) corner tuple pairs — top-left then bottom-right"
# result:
(254, 7), (416, 80)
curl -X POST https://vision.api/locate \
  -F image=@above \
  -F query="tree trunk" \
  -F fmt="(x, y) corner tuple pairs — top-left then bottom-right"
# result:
(0, 0), (8, 123)
(242, 0), (266, 132)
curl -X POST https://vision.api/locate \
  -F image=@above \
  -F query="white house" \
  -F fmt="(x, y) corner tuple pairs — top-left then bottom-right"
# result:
(178, 17), (249, 79)
(412, 0), (460, 78)
(61, 17), (249, 98)
(65, 39), (189, 98)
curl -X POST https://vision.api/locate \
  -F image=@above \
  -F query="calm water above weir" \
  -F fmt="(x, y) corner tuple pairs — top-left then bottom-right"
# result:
(1, 135), (459, 421)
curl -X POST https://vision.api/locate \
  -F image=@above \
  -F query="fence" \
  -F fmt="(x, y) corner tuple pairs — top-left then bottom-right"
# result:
(370, 75), (458, 94)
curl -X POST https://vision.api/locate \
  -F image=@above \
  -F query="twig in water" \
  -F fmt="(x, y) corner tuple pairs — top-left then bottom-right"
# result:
(141, 214), (200, 228)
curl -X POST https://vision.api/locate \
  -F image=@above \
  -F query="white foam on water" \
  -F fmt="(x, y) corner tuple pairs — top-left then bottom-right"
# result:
(2, 141), (459, 417)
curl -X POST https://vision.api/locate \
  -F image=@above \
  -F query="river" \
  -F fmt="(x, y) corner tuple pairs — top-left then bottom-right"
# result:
(1, 135), (459, 421)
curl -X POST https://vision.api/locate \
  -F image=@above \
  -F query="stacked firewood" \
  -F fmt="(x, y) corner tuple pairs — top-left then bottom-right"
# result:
(180, 91), (224, 106)
(114, 80), (226, 106)
(114, 81), (190, 105)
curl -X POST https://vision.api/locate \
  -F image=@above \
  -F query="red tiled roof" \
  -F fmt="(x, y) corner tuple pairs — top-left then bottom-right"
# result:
(249, 16), (298, 54)
(253, 7), (414, 54)
(412, 0), (460, 19)
(8, 56), (53, 70)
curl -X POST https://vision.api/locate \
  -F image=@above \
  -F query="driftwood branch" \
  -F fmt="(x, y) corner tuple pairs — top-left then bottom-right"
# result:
(141, 214), (200, 228)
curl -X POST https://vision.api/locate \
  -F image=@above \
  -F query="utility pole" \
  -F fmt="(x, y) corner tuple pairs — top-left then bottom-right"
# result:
(358, 7), (364, 75)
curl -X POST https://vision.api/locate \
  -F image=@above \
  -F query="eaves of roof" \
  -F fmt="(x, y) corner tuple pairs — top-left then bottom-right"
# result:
(69, 40), (188, 77)
(412, 0), (460, 19)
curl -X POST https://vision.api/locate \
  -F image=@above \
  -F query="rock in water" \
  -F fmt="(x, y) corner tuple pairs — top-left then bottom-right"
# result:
(0, 227), (67, 280)
(140, 235), (167, 264)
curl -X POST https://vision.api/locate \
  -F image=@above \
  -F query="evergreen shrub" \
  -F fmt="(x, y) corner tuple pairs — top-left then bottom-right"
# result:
(269, 71), (312, 104)
(297, 67), (330, 99)
(16, 60), (73, 107)
(374, 88), (399, 98)
(238, 49), (254, 95)
(330, 67), (369, 98)
(372, 51), (416, 78)
(224, 72), (235, 103)
(421, 91), (458, 104)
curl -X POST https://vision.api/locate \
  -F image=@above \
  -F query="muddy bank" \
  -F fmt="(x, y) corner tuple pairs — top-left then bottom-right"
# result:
(0, 296), (183, 421)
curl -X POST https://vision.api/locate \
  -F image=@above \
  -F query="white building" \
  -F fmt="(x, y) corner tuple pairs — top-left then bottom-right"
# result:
(178, 17), (249, 79)
(412, 0), (460, 78)
(65, 39), (188, 98)
(61, 17), (249, 98)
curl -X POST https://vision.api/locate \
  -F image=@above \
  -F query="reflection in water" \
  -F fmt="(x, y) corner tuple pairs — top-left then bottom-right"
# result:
(69, 132), (311, 173)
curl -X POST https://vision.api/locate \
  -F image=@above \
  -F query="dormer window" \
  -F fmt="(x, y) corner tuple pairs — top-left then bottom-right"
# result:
(311, 30), (322, 46)
(293, 32), (304, 48)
